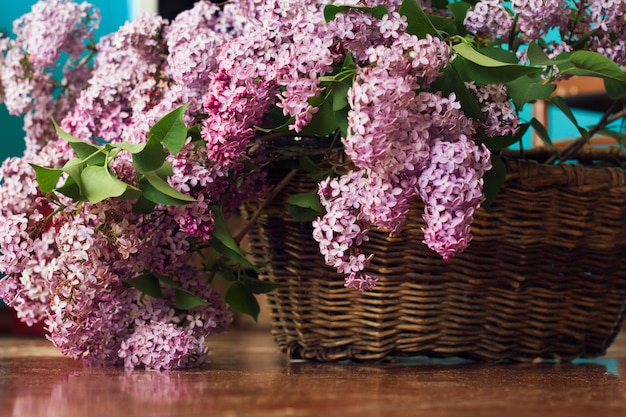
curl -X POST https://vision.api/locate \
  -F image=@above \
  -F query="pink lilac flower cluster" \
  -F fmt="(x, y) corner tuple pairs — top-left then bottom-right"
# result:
(0, 0), (100, 159)
(510, 0), (569, 43)
(0, 0), (235, 370)
(463, 0), (513, 41)
(312, 13), (492, 290)
(0, 0), (517, 366)
(465, 0), (626, 66)
(587, 0), (626, 66)
(465, 81), (520, 138)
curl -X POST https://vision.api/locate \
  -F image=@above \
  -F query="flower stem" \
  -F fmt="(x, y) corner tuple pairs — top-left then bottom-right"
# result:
(233, 168), (299, 244)
(546, 101), (625, 164)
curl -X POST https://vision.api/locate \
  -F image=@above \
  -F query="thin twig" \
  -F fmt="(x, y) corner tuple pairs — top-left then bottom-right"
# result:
(545, 100), (625, 164)
(233, 168), (300, 244)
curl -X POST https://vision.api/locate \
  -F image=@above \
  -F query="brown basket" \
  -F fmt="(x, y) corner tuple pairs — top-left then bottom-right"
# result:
(243, 147), (626, 362)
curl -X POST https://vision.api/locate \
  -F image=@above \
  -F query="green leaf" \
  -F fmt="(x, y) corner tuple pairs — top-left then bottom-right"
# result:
(447, 1), (471, 34)
(241, 276), (278, 294)
(332, 81), (350, 111)
(29, 164), (63, 193)
(80, 165), (136, 203)
(61, 158), (86, 190)
(140, 179), (187, 206)
(285, 191), (324, 222)
(478, 46), (519, 64)
(527, 42), (554, 66)
(225, 281), (260, 322)
(152, 273), (184, 290)
(529, 117), (553, 148)
(174, 288), (209, 310)
(335, 106), (350, 138)
(213, 266), (238, 283)
(132, 195), (157, 214)
(368, 4), (388, 19)
(399, 0), (439, 38)
(453, 43), (542, 84)
(299, 90), (339, 136)
(141, 171), (197, 205)
(323, 4), (345, 21)
(341, 51), (356, 71)
(562, 51), (626, 85)
(481, 153), (506, 211)
(154, 161), (175, 177)
(155, 274), (210, 310)
(479, 123), (527, 151)
(55, 177), (87, 201)
(112, 141), (146, 154)
(506, 75), (556, 108)
(207, 205), (256, 269)
(124, 273), (164, 298)
(604, 78), (626, 101)
(427, 14), (456, 34)
(596, 129), (623, 144)
(432, 61), (484, 121)
(132, 136), (168, 173)
(187, 124), (203, 143)
(125, 272), (209, 309)
(149, 104), (190, 155)
(53, 120), (106, 165)
(550, 96), (590, 142)
(298, 157), (323, 177)
(119, 184), (143, 201)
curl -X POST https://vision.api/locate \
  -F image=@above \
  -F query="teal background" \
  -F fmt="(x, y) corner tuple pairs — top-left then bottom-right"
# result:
(0, 1), (131, 162)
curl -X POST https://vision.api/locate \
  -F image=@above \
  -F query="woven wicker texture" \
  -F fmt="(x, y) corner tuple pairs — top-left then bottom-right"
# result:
(244, 148), (626, 362)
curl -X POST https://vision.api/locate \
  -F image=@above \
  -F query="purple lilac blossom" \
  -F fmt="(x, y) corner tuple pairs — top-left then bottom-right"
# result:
(312, 10), (491, 290)
(0, 0), (99, 157)
(61, 13), (168, 144)
(588, 0), (626, 65)
(0, 0), (501, 367)
(418, 136), (491, 259)
(511, 0), (569, 42)
(0, 1), (233, 369)
(464, 0), (513, 41)
(465, 81), (520, 138)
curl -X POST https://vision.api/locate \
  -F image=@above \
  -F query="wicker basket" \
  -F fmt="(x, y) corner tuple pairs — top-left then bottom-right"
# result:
(243, 147), (626, 362)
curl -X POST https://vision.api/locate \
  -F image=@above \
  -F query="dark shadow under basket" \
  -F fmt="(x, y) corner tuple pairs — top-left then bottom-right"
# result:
(243, 148), (626, 362)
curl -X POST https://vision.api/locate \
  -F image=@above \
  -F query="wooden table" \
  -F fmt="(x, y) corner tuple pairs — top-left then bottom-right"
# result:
(1, 328), (626, 417)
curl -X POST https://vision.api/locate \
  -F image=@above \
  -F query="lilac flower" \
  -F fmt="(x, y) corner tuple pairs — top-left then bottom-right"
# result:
(511, 0), (569, 42)
(587, 0), (626, 65)
(0, 0), (98, 156)
(61, 13), (167, 144)
(464, 1), (513, 41)
(418, 137), (491, 260)
(118, 322), (203, 370)
(1, 0), (578, 366)
(165, 1), (228, 89)
(466, 81), (520, 138)
(11, 0), (99, 66)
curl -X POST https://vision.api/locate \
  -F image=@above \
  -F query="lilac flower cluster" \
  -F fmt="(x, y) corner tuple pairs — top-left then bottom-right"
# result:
(0, 0), (235, 370)
(510, 0), (569, 43)
(312, 12), (492, 290)
(5, 0), (586, 367)
(465, 0), (626, 66)
(0, 0), (99, 158)
(587, 0), (626, 66)
(464, 0), (513, 41)
(466, 81), (520, 138)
